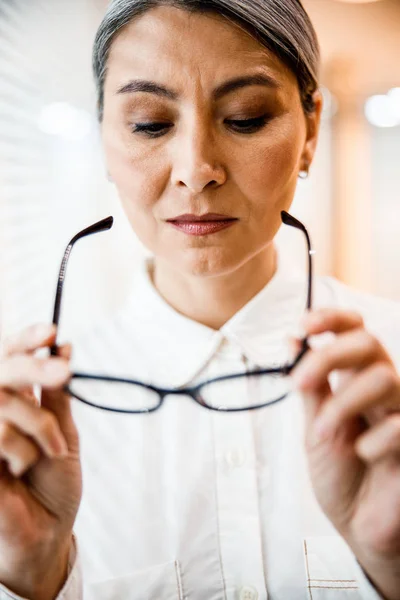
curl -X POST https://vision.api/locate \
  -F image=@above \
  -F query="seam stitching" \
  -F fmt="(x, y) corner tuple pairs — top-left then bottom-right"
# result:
(309, 585), (358, 590)
(308, 579), (357, 583)
(174, 560), (184, 600)
(304, 541), (313, 600)
(304, 539), (359, 592)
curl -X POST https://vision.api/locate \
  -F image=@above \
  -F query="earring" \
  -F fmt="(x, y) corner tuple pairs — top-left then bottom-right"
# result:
(298, 168), (309, 180)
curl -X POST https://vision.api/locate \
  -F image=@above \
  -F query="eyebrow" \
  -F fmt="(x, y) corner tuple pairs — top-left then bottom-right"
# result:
(116, 73), (280, 101)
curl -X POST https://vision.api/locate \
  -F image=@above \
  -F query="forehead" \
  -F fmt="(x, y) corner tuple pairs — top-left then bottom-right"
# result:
(105, 5), (296, 92)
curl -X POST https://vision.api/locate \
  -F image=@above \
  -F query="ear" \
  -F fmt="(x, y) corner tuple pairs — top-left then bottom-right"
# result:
(300, 90), (323, 171)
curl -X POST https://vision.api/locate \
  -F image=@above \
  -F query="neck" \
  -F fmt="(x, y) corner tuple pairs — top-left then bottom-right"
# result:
(152, 246), (277, 330)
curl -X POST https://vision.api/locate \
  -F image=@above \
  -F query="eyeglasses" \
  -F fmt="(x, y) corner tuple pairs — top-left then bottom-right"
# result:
(51, 211), (313, 414)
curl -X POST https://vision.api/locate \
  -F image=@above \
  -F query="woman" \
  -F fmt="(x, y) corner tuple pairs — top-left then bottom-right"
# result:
(0, 1), (400, 598)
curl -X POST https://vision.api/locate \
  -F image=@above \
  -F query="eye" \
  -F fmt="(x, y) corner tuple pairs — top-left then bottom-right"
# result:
(130, 115), (271, 138)
(225, 115), (271, 133)
(131, 122), (173, 138)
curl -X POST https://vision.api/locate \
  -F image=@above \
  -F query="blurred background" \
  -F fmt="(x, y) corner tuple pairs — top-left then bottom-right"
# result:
(0, 0), (399, 341)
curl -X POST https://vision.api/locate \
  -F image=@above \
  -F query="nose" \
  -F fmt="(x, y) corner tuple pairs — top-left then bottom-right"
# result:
(170, 122), (227, 194)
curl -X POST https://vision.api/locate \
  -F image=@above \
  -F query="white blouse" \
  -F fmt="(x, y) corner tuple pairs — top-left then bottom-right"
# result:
(3, 251), (400, 600)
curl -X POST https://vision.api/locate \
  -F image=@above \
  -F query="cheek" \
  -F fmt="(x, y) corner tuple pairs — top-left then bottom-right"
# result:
(102, 126), (171, 251)
(103, 125), (167, 210)
(240, 118), (304, 212)
(251, 118), (303, 184)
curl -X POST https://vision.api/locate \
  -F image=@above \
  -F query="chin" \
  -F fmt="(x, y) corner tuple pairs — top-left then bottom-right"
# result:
(173, 247), (245, 278)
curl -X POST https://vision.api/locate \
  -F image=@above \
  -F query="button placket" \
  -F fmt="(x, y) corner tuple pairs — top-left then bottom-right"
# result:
(210, 348), (267, 599)
(225, 448), (247, 469)
(239, 585), (259, 600)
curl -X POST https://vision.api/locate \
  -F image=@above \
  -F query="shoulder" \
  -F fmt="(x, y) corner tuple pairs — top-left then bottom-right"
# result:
(315, 274), (399, 311)
(315, 275), (400, 367)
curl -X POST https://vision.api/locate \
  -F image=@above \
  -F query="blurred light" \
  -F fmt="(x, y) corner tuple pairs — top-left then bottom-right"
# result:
(365, 93), (400, 128)
(388, 87), (400, 117)
(38, 102), (94, 141)
(320, 86), (338, 120)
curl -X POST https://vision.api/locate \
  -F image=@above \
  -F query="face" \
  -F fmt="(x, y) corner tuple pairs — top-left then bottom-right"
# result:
(102, 6), (322, 277)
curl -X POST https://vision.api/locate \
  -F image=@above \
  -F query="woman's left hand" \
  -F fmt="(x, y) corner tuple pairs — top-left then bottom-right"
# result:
(292, 308), (400, 600)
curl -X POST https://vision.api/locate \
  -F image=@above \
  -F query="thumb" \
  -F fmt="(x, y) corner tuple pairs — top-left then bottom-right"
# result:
(40, 343), (77, 448)
(288, 336), (302, 361)
(289, 336), (332, 428)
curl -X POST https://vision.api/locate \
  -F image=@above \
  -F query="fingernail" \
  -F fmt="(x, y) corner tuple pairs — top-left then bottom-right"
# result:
(50, 435), (68, 457)
(356, 439), (375, 461)
(9, 461), (24, 478)
(61, 344), (73, 359)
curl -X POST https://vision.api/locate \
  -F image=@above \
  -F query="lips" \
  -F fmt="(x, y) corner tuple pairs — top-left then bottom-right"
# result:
(166, 214), (238, 236)
(167, 213), (236, 223)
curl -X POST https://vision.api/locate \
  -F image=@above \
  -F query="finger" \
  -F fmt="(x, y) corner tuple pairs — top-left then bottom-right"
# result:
(0, 422), (41, 477)
(17, 384), (35, 400)
(288, 338), (333, 424)
(0, 325), (60, 401)
(291, 329), (389, 392)
(287, 336), (302, 361)
(18, 387), (38, 406)
(301, 309), (364, 336)
(300, 385), (333, 431)
(40, 343), (75, 422)
(0, 390), (68, 458)
(23, 344), (72, 407)
(355, 414), (400, 463)
(312, 362), (400, 440)
(34, 342), (78, 455)
(0, 324), (57, 359)
(58, 343), (72, 361)
(0, 354), (70, 390)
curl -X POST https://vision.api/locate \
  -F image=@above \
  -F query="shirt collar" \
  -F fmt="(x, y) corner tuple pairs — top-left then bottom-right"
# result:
(119, 249), (307, 387)
(220, 251), (307, 365)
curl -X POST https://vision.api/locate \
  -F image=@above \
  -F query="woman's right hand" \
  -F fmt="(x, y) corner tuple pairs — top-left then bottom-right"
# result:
(0, 323), (82, 600)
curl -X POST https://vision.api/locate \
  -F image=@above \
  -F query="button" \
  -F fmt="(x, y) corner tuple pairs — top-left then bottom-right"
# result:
(239, 586), (259, 600)
(225, 448), (246, 468)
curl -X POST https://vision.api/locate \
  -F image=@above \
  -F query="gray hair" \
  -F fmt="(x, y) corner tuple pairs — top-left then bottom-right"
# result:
(93, 0), (320, 122)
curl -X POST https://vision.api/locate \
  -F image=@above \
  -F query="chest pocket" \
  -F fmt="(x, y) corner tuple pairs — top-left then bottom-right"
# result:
(303, 536), (362, 599)
(84, 560), (183, 600)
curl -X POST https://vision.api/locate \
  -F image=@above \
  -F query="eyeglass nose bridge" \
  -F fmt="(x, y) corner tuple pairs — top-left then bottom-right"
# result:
(159, 386), (209, 409)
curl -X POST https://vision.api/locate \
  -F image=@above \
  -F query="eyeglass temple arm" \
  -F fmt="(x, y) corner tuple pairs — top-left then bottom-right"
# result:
(280, 210), (313, 311)
(49, 212), (311, 356)
(280, 210), (313, 354)
(49, 216), (114, 357)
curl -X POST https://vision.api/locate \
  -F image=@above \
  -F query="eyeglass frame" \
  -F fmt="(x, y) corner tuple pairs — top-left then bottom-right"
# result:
(50, 210), (313, 414)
